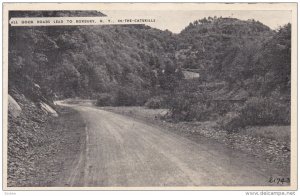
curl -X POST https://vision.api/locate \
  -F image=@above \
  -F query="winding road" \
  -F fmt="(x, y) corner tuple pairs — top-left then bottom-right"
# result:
(55, 101), (286, 187)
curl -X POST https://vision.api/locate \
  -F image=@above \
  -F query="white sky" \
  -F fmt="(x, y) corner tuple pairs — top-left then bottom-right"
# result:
(103, 10), (292, 33)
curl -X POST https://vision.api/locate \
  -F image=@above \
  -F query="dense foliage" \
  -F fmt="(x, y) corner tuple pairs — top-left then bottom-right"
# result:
(9, 11), (178, 101)
(170, 19), (291, 128)
(9, 12), (291, 128)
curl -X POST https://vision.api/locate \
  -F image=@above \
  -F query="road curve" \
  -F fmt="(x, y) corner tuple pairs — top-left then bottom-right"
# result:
(55, 101), (286, 187)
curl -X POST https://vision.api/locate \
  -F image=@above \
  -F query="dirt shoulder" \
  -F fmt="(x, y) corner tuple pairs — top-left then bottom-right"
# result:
(101, 106), (290, 176)
(33, 107), (86, 187)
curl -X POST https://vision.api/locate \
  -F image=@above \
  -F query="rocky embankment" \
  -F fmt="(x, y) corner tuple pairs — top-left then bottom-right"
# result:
(7, 90), (85, 187)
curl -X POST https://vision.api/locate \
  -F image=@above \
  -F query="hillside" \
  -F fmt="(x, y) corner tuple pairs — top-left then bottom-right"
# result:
(8, 12), (291, 124)
(176, 17), (290, 97)
(143, 17), (290, 127)
(9, 11), (177, 101)
(177, 17), (272, 80)
(10, 13), (290, 98)
(8, 11), (291, 121)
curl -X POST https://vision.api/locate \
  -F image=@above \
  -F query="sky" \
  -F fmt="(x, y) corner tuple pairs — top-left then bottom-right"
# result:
(103, 10), (292, 33)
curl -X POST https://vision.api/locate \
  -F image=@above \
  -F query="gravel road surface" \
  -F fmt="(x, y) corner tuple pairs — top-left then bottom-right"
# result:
(55, 101), (288, 187)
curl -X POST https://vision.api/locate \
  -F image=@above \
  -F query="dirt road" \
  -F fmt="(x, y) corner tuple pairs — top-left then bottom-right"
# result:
(55, 101), (288, 187)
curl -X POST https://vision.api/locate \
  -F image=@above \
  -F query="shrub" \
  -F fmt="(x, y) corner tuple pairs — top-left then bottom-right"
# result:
(145, 96), (167, 109)
(219, 97), (290, 131)
(96, 86), (151, 107)
(185, 102), (213, 121)
(240, 97), (290, 125)
(218, 112), (243, 131)
(114, 87), (150, 106)
(169, 90), (213, 121)
(96, 93), (115, 106)
(135, 90), (151, 106)
(212, 101), (232, 116)
(114, 87), (136, 106)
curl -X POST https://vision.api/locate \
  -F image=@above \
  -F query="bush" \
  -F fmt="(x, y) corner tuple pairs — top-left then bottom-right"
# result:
(96, 87), (151, 107)
(185, 102), (213, 121)
(212, 101), (232, 116)
(145, 96), (167, 109)
(169, 90), (213, 121)
(114, 87), (136, 106)
(112, 86), (150, 106)
(135, 90), (151, 106)
(96, 87), (150, 106)
(219, 97), (290, 131)
(218, 112), (243, 131)
(96, 93), (115, 106)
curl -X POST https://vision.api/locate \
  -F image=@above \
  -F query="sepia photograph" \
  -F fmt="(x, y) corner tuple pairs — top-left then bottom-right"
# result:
(2, 3), (297, 191)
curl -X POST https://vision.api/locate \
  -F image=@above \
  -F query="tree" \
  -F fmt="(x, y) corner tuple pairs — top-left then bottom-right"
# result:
(258, 23), (291, 95)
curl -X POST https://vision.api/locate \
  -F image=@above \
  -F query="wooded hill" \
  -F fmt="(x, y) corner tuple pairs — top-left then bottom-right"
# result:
(8, 11), (291, 127)
(9, 11), (177, 101)
(177, 17), (290, 98)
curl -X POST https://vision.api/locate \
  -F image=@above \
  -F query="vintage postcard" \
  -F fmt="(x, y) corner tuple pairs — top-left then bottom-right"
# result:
(2, 3), (297, 191)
